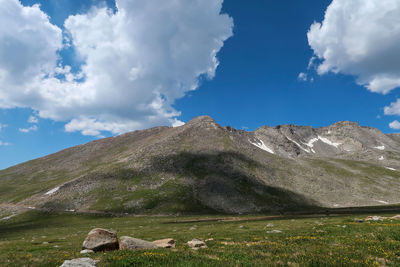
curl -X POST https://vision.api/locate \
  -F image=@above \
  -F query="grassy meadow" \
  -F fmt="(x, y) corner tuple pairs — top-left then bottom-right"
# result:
(0, 211), (400, 266)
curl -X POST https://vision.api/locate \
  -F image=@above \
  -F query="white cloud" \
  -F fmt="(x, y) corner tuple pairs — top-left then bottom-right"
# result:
(297, 72), (308, 82)
(0, 0), (63, 107)
(0, 140), (9, 146)
(0, 123), (7, 146)
(389, 120), (400, 130)
(19, 125), (38, 133)
(172, 119), (185, 128)
(308, 0), (400, 94)
(0, 0), (233, 136)
(28, 115), (38, 124)
(385, 99), (400, 116)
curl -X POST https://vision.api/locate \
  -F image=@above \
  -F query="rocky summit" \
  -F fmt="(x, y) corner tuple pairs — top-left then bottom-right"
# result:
(1, 116), (400, 215)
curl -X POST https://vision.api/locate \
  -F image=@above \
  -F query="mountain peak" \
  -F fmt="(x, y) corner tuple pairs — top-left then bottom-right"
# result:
(330, 121), (361, 128)
(185, 115), (218, 127)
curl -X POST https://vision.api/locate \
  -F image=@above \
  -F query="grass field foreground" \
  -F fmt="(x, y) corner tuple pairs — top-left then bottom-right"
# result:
(1, 211), (400, 266)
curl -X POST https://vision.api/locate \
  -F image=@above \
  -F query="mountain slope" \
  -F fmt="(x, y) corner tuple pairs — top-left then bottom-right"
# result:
(1, 116), (400, 215)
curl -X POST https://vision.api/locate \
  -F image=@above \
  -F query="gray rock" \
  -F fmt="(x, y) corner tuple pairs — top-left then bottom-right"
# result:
(60, 258), (97, 267)
(82, 228), (118, 252)
(119, 236), (158, 250)
(152, 238), (175, 248)
(187, 239), (207, 249)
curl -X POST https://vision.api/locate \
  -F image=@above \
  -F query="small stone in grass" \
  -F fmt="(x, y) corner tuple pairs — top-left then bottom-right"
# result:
(187, 239), (207, 250)
(80, 249), (94, 254)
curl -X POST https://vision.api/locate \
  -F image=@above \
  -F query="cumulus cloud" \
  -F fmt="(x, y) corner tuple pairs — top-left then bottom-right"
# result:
(389, 120), (400, 130)
(0, 0), (233, 136)
(308, 0), (400, 94)
(384, 99), (400, 116)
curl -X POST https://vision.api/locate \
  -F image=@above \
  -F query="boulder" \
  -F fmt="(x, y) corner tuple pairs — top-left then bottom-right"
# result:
(119, 236), (158, 250)
(60, 258), (97, 267)
(187, 239), (207, 250)
(391, 215), (400, 220)
(152, 238), (175, 248)
(82, 228), (118, 252)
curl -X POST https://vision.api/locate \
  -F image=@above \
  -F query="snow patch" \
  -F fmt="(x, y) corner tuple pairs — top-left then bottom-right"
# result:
(379, 156), (385, 161)
(386, 167), (396, 171)
(377, 200), (389, 204)
(0, 214), (16, 221)
(285, 136), (313, 153)
(249, 139), (275, 154)
(374, 145), (385, 150)
(318, 136), (341, 148)
(305, 136), (341, 149)
(305, 138), (319, 148)
(45, 186), (60, 195)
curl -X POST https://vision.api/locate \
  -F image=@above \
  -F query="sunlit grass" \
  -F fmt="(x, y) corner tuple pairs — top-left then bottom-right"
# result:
(1, 211), (400, 266)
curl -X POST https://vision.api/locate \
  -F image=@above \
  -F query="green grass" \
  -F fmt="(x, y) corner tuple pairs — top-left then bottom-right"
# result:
(1, 211), (400, 266)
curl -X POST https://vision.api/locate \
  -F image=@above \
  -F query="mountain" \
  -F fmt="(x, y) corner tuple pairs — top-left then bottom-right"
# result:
(1, 116), (400, 215)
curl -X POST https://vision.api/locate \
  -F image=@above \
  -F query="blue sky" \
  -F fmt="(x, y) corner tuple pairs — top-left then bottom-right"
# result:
(1, 0), (400, 169)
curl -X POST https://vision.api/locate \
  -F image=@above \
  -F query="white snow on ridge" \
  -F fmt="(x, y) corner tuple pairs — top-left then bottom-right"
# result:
(318, 136), (341, 148)
(305, 136), (341, 149)
(249, 139), (275, 154)
(45, 186), (60, 195)
(379, 156), (385, 161)
(0, 214), (16, 221)
(285, 136), (313, 153)
(374, 145), (385, 150)
(305, 138), (319, 148)
(377, 200), (389, 204)
(386, 167), (397, 171)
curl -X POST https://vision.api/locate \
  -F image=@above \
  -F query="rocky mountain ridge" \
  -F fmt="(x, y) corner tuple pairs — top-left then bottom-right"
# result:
(1, 116), (400, 215)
